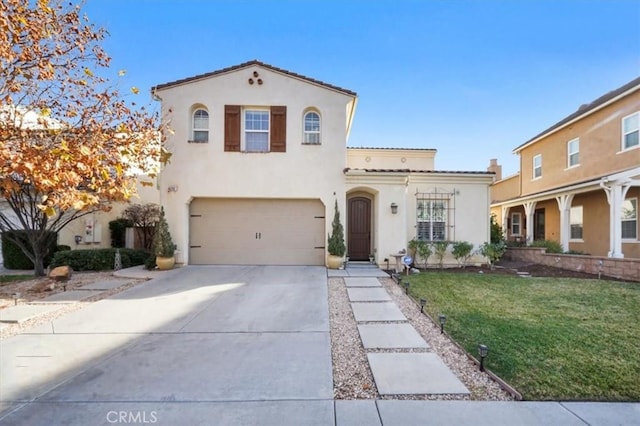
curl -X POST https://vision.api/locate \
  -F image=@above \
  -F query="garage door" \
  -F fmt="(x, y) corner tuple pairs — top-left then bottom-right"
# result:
(189, 198), (325, 265)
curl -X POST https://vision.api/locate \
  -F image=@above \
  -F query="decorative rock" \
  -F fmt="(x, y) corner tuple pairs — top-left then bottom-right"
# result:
(49, 265), (73, 282)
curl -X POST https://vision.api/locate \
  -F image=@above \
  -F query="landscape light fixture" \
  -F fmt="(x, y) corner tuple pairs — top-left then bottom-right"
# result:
(438, 314), (447, 334)
(419, 298), (427, 313)
(12, 293), (19, 306)
(403, 280), (410, 294)
(478, 344), (489, 371)
(390, 203), (398, 214)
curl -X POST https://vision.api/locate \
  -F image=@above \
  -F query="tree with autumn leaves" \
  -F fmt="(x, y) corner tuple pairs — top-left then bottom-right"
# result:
(0, 0), (170, 275)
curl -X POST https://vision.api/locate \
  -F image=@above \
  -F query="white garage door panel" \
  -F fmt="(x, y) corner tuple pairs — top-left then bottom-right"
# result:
(189, 198), (325, 265)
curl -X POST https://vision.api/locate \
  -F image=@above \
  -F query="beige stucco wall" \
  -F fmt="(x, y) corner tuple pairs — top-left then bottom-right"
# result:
(154, 64), (356, 264)
(347, 148), (435, 170)
(58, 176), (160, 249)
(346, 171), (493, 267)
(518, 92), (640, 196)
(490, 174), (520, 204)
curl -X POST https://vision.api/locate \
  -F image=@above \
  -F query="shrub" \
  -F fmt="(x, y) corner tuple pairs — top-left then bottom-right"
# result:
(121, 203), (159, 250)
(56, 245), (71, 252)
(109, 218), (132, 248)
(480, 241), (506, 269)
(529, 239), (563, 254)
(51, 248), (151, 271)
(407, 238), (432, 268)
(1, 230), (57, 269)
(327, 200), (345, 257)
(452, 241), (474, 268)
(152, 207), (175, 257)
(490, 214), (505, 244)
(432, 241), (450, 269)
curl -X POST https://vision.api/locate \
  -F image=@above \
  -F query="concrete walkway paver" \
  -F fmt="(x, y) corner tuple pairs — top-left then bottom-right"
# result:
(343, 277), (382, 287)
(357, 323), (429, 349)
(347, 287), (391, 302)
(29, 290), (102, 303)
(351, 302), (406, 322)
(367, 353), (470, 395)
(0, 305), (62, 324)
(79, 278), (132, 291)
(335, 400), (382, 426)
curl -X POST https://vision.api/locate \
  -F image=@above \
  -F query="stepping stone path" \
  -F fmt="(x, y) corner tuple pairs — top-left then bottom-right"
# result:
(343, 270), (470, 397)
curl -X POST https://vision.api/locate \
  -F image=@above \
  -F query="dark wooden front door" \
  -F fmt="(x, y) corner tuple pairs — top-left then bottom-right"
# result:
(534, 209), (545, 240)
(348, 197), (371, 261)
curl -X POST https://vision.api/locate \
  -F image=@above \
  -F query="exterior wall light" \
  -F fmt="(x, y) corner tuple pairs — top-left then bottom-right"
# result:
(390, 203), (398, 214)
(74, 235), (82, 245)
(478, 344), (489, 371)
(439, 314), (447, 334)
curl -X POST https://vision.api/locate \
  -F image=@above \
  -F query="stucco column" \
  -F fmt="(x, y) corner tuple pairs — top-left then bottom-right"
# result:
(523, 201), (537, 243)
(501, 206), (510, 239)
(601, 180), (631, 258)
(555, 194), (574, 252)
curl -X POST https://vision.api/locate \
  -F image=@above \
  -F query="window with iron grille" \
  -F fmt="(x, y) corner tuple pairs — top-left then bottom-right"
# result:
(416, 189), (455, 242)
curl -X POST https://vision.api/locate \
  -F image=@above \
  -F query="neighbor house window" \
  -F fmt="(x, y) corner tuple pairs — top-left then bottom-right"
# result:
(303, 111), (321, 144)
(567, 138), (579, 168)
(192, 109), (209, 142)
(533, 154), (542, 179)
(570, 205), (583, 240)
(622, 198), (637, 240)
(622, 112), (639, 150)
(417, 200), (447, 241)
(511, 212), (521, 236)
(244, 110), (270, 152)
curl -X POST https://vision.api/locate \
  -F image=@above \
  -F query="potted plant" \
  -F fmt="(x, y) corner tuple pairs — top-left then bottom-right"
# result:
(153, 207), (176, 270)
(327, 200), (346, 269)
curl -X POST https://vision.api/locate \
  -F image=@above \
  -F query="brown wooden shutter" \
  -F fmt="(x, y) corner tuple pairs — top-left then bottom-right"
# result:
(224, 105), (241, 152)
(270, 106), (286, 152)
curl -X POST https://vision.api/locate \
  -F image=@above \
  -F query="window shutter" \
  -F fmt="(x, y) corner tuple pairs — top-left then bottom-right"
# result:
(224, 105), (241, 152)
(270, 106), (286, 152)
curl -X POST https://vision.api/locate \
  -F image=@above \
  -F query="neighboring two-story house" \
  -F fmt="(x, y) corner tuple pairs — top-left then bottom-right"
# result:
(152, 60), (494, 267)
(491, 76), (640, 259)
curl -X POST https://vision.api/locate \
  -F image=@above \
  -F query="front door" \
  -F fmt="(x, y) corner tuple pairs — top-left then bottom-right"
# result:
(534, 208), (545, 240)
(348, 197), (371, 261)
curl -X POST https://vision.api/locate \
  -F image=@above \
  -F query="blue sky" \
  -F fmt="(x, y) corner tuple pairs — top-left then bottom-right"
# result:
(84, 0), (639, 176)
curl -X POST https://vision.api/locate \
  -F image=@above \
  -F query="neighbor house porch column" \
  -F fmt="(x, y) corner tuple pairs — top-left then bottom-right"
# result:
(523, 201), (537, 243)
(501, 206), (510, 239)
(600, 180), (632, 258)
(555, 194), (574, 252)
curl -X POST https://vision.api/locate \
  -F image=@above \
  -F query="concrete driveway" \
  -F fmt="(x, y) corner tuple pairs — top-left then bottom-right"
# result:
(0, 266), (333, 425)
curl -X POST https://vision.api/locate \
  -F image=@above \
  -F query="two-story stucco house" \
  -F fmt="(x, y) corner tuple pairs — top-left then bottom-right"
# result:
(491, 76), (640, 259)
(151, 60), (494, 267)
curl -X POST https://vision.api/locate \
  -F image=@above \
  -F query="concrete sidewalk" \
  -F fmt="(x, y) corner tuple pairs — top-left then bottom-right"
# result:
(0, 265), (638, 425)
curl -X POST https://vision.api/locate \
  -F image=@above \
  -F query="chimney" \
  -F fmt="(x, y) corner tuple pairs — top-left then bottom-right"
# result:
(487, 158), (502, 181)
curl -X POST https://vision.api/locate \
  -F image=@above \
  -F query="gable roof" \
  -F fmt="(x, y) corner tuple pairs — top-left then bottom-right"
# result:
(513, 76), (640, 153)
(152, 60), (357, 97)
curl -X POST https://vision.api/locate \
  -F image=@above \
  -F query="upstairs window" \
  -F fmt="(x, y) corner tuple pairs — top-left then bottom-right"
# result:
(192, 109), (209, 142)
(533, 154), (542, 179)
(245, 110), (269, 152)
(570, 205), (583, 240)
(303, 111), (321, 144)
(622, 198), (637, 240)
(567, 138), (579, 168)
(622, 112), (639, 150)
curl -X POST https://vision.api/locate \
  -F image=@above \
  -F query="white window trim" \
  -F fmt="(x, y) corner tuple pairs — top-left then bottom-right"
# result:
(566, 137), (580, 169)
(243, 108), (270, 153)
(191, 108), (209, 143)
(302, 110), (321, 145)
(621, 111), (640, 152)
(532, 154), (542, 180)
(510, 212), (522, 236)
(622, 197), (638, 241)
(569, 205), (584, 242)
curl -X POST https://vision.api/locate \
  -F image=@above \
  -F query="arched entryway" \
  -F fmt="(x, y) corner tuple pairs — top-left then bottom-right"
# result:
(347, 196), (372, 260)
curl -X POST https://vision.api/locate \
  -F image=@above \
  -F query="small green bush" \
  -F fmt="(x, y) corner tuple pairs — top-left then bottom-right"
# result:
(433, 241), (450, 269)
(56, 245), (71, 252)
(51, 248), (151, 271)
(1, 230), (57, 269)
(452, 241), (474, 268)
(529, 239), (563, 253)
(480, 241), (507, 269)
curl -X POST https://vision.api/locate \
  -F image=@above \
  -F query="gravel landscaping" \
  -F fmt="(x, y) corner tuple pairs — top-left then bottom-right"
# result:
(329, 275), (513, 401)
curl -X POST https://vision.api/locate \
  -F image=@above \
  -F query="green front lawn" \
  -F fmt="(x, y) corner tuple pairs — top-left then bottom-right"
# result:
(0, 274), (33, 284)
(407, 272), (640, 401)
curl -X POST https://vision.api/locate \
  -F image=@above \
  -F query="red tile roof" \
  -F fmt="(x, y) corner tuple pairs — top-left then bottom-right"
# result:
(152, 60), (357, 96)
(345, 168), (495, 175)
